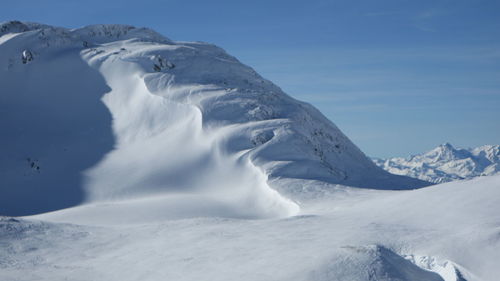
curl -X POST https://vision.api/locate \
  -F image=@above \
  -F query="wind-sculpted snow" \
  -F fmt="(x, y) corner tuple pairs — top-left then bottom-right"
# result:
(373, 143), (500, 183)
(76, 46), (299, 220)
(0, 21), (427, 218)
(0, 21), (301, 219)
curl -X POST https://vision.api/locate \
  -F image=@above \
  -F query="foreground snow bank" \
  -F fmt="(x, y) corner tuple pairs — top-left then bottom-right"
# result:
(1, 175), (498, 281)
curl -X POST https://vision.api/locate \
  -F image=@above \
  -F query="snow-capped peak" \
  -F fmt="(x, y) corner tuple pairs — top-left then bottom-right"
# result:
(417, 142), (470, 163)
(373, 143), (500, 183)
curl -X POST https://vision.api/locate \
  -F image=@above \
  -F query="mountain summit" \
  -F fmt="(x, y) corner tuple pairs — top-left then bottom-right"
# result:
(1, 21), (427, 216)
(373, 143), (500, 183)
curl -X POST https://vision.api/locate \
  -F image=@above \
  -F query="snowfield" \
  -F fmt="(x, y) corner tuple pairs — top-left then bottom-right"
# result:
(2, 176), (500, 281)
(1, 21), (499, 281)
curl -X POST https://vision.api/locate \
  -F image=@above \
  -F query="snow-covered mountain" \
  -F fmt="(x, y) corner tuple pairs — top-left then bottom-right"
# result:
(0, 21), (427, 217)
(3, 21), (500, 281)
(373, 143), (500, 183)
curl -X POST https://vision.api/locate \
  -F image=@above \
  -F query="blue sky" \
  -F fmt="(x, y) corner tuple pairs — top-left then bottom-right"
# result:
(2, 0), (499, 157)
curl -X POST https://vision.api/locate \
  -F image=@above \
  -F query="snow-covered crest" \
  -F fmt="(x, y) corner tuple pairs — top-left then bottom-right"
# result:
(0, 21), (429, 220)
(0, 20), (172, 44)
(1, 21), (431, 216)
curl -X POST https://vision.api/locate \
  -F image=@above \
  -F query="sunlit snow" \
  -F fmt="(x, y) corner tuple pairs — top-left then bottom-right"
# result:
(1, 21), (499, 281)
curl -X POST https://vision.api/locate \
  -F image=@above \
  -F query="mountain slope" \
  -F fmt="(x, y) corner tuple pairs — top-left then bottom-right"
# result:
(373, 143), (500, 183)
(1, 21), (427, 217)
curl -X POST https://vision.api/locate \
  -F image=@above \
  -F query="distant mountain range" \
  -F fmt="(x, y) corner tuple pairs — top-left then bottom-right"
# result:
(373, 143), (500, 183)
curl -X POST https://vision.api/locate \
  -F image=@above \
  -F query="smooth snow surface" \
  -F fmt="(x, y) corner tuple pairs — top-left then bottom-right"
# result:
(373, 143), (500, 183)
(2, 175), (499, 281)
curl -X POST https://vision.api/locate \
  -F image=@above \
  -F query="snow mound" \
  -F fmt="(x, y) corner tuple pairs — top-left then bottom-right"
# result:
(404, 254), (470, 281)
(1, 22), (427, 220)
(311, 245), (444, 281)
(373, 143), (500, 183)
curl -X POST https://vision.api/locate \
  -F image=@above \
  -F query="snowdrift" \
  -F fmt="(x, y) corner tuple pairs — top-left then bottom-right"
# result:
(1, 21), (427, 218)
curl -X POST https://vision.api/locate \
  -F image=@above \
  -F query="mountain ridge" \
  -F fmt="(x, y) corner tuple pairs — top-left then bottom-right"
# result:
(373, 143), (500, 183)
(1, 21), (427, 217)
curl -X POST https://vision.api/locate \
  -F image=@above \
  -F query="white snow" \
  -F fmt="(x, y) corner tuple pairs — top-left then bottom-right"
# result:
(1, 21), (498, 281)
(373, 143), (500, 183)
(0, 21), (426, 216)
(0, 175), (498, 281)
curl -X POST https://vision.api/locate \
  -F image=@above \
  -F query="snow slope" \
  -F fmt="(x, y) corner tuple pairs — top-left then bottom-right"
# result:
(1, 175), (498, 281)
(1, 21), (427, 217)
(373, 143), (500, 183)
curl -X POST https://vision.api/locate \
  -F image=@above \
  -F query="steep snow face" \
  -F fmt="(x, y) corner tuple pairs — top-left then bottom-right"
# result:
(1, 21), (426, 217)
(373, 143), (500, 183)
